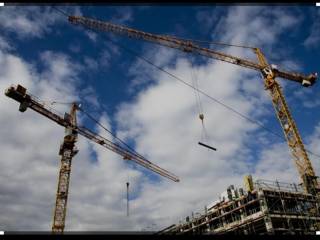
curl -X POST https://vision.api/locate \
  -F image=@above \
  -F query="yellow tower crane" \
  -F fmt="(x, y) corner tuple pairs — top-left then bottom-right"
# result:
(5, 84), (179, 233)
(67, 15), (319, 196)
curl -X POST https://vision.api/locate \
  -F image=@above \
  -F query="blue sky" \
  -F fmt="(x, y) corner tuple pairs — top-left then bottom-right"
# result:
(0, 4), (320, 231)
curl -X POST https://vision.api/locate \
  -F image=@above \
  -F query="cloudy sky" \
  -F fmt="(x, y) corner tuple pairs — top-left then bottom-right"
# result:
(0, 4), (319, 232)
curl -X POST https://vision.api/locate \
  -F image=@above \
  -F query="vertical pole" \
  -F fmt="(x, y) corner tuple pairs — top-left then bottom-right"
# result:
(126, 182), (129, 217)
(52, 103), (79, 233)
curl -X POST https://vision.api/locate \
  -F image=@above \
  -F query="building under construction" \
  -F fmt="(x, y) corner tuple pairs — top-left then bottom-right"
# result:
(4, 10), (320, 234)
(68, 16), (320, 235)
(159, 176), (320, 235)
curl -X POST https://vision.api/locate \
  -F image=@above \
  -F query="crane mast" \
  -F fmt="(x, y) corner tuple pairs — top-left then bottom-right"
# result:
(255, 48), (318, 195)
(68, 15), (319, 195)
(52, 103), (79, 232)
(5, 84), (179, 233)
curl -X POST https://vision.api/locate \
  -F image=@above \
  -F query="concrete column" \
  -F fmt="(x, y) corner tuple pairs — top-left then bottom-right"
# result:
(258, 190), (274, 234)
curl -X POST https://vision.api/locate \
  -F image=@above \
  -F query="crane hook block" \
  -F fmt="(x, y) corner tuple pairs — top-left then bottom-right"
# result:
(198, 142), (217, 151)
(199, 113), (204, 121)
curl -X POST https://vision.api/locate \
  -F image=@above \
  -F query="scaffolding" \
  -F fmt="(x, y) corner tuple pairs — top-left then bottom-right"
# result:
(158, 179), (320, 235)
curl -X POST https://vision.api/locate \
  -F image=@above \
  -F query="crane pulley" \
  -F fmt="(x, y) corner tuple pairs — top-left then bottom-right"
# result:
(189, 58), (216, 151)
(67, 14), (319, 195)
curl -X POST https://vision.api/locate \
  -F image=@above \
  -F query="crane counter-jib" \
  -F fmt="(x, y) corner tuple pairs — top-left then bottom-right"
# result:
(4, 84), (179, 182)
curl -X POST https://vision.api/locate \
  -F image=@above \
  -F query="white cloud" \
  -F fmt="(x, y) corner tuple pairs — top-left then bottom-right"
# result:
(110, 7), (134, 25)
(80, 85), (100, 109)
(0, 35), (13, 51)
(0, 42), (140, 231)
(293, 87), (320, 109)
(304, 9), (320, 49)
(127, 46), (178, 92)
(253, 142), (297, 183)
(98, 44), (120, 69)
(0, 34), (158, 232)
(0, 6), (82, 39)
(69, 43), (81, 53)
(83, 56), (99, 71)
(99, 49), (112, 68)
(0, 46), (81, 230)
(1, 6), (318, 233)
(85, 31), (98, 42)
(303, 100), (320, 109)
(307, 123), (320, 175)
(213, 6), (303, 55)
(114, 6), (317, 231)
(196, 7), (224, 33)
(276, 59), (303, 73)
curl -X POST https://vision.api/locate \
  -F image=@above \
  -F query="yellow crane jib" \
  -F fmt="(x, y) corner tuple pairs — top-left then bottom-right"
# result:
(5, 84), (180, 233)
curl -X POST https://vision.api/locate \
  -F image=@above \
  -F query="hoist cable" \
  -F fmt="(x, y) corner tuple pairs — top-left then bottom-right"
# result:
(190, 62), (205, 143)
(190, 58), (209, 144)
(97, 33), (320, 160)
(78, 106), (147, 160)
(51, 4), (254, 51)
(50, 101), (75, 105)
(164, 35), (255, 50)
(190, 59), (202, 117)
(191, 61), (203, 115)
(51, 5), (69, 17)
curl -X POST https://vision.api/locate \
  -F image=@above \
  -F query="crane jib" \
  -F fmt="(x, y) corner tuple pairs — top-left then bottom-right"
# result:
(5, 84), (180, 183)
(68, 15), (317, 86)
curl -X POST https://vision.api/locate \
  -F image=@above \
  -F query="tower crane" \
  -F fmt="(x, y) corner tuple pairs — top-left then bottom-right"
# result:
(67, 15), (319, 196)
(5, 84), (179, 233)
